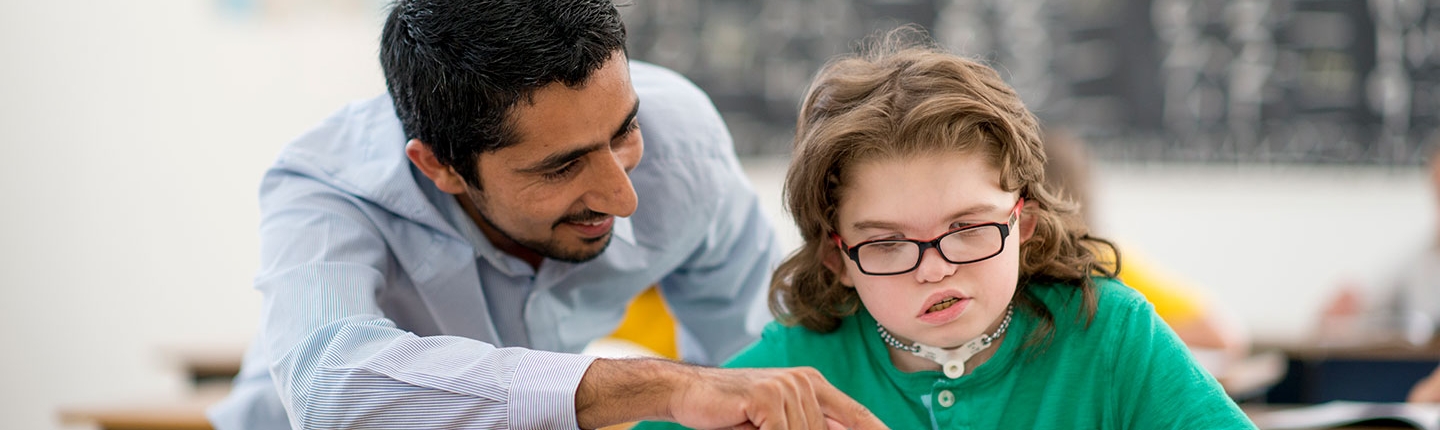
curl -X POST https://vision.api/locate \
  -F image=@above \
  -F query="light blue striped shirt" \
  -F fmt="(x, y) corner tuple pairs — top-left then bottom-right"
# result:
(208, 62), (781, 429)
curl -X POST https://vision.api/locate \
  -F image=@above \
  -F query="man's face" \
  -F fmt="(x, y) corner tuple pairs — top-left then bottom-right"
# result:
(461, 54), (643, 264)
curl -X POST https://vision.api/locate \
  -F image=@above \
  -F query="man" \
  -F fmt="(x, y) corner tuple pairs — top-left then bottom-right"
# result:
(208, 0), (882, 429)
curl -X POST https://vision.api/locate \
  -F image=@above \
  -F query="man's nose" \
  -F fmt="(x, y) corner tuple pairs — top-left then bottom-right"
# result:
(581, 148), (640, 217)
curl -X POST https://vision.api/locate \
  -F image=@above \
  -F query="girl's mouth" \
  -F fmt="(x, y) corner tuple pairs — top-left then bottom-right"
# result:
(917, 295), (970, 324)
(927, 297), (961, 314)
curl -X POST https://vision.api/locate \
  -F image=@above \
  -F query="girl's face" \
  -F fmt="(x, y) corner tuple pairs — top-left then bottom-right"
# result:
(831, 152), (1032, 348)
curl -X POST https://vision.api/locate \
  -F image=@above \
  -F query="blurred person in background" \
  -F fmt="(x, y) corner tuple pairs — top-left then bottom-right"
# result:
(207, 0), (884, 429)
(1042, 129), (1252, 365)
(1320, 144), (1440, 403)
(1411, 366), (1440, 402)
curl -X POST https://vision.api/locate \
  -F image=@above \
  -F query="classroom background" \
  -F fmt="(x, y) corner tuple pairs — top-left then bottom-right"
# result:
(2, 0), (1435, 429)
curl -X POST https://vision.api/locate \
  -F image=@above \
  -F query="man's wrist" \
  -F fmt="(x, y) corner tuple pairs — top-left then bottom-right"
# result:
(575, 357), (689, 429)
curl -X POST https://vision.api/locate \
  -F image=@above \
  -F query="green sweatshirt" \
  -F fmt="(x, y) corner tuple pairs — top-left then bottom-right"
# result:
(634, 278), (1255, 429)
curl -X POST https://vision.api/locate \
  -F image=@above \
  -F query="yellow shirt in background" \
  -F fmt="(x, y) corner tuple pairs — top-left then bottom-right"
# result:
(607, 287), (679, 359)
(1117, 251), (1208, 327)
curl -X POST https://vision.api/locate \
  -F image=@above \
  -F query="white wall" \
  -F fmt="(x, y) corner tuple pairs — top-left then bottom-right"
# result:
(1, 2), (1432, 430)
(0, 2), (387, 429)
(1096, 163), (1432, 342)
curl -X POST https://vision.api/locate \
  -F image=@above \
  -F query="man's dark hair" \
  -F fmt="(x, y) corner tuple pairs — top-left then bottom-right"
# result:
(380, 0), (627, 187)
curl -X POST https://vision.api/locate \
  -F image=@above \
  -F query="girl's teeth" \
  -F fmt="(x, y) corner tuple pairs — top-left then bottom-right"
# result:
(927, 297), (959, 313)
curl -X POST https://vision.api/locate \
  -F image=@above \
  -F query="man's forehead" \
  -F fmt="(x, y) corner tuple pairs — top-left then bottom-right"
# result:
(500, 98), (637, 158)
(487, 81), (638, 171)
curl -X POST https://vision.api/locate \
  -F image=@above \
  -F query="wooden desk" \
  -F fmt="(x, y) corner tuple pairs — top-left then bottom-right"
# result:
(58, 345), (239, 430)
(1260, 338), (1440, 361)
(59, 393), (220, 430)
(158, 344), (245, 386)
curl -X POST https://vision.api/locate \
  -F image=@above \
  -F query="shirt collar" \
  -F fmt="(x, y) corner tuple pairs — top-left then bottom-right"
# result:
(611, 215), (636, 246)
(437, 194), (530, 277)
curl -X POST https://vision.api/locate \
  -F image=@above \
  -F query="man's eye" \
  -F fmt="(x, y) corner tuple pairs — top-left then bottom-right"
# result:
(614, 120), (641, 146)
(542, 162), (581, 181)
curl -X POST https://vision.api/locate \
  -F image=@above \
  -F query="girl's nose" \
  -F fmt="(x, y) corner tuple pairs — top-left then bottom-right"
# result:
(913, 247), (957, 283)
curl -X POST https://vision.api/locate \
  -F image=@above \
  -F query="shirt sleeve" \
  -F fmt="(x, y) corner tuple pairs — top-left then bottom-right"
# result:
(255, 170), (596, 429)
(1108, 297), (1256, 429)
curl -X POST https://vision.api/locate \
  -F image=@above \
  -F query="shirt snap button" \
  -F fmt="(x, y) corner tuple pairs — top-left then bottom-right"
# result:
(937, 389), (955, 408)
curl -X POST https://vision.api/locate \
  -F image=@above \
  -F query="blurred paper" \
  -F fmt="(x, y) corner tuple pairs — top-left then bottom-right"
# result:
(1252, 401), (1440, 430)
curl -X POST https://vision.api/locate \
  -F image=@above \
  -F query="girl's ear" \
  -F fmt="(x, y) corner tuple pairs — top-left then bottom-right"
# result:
(1018, 211), (1039, 243)
(821, 244), (856, 288)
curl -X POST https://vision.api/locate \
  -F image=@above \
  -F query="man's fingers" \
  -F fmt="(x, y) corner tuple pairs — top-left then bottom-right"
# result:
(763, 369), (831, 430)
(768, 376), (793, 430)
(799, 374), (826, 430)
(809, 373), (887, 430)
(783, 396), (804, 430)
(669, 366), (886, 430)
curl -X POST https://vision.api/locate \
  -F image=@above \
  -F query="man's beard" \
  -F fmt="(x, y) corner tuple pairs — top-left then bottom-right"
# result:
(466, 191), (613, 264)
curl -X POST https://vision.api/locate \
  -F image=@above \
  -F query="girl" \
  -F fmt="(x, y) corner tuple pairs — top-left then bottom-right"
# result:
(638, 39), (1253, 429)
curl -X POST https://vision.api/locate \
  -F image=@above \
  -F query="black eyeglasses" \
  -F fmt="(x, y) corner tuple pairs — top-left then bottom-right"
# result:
(831, 199), (1023, 276)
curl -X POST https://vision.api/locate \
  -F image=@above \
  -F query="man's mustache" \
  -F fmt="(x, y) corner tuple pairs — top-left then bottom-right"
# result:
(554, 210), (610, 228)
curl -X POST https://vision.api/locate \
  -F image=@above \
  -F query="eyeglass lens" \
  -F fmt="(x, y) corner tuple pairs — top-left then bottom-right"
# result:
(855, 225), (1004, 274)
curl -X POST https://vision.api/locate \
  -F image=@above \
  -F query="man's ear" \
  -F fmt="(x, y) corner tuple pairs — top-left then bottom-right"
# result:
(405, 139), (469, 195)
(821, 243), (855, 288)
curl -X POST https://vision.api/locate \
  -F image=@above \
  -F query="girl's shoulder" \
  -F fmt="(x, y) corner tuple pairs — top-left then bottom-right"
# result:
(1027, 276), (1157, 332)
(1092, 276), (1154, 312)
(1031, 275), (1149, 307)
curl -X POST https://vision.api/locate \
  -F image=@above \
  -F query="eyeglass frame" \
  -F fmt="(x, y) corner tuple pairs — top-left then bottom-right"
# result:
(830, 198), (1025, 276)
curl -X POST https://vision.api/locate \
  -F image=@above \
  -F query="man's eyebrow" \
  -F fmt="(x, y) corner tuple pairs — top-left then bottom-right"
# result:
(517, 142), (606, 174)
(518, 99), (640, 174)
(612, 99), (640, 140)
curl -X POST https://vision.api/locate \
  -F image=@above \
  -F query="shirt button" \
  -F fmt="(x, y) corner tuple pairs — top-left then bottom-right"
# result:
(937, 390), (955, 408)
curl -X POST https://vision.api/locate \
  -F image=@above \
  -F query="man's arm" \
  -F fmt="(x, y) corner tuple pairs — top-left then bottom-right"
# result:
(574, 358), (885, 430)
(253, 171), (596, 429)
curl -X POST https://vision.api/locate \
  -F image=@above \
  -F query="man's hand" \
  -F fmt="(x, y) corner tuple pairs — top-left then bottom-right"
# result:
(576, 358), (886, 430)
(668, 365), (883, 430)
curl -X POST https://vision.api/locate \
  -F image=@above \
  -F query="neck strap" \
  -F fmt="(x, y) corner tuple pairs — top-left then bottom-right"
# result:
(876, 304), (1014, 379)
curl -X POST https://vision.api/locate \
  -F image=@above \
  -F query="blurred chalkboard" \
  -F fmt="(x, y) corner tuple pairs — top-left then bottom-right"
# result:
(620, 0), (1440, 165)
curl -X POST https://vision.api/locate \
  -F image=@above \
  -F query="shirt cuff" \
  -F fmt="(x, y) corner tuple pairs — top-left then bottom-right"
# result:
(508, 349), (598, 430)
